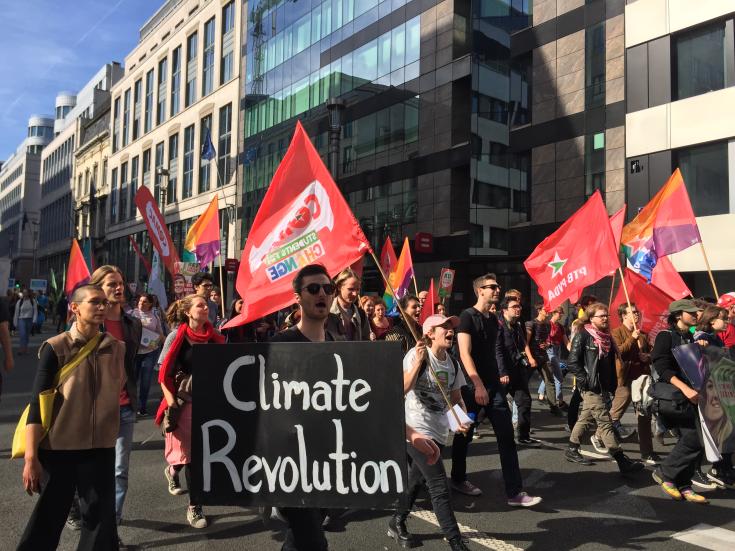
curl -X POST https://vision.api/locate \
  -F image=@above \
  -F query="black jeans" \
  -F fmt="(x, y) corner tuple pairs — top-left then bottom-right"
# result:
(660, 414), (703, 487)
(18, 448), (118, 551)
(567, 387), (582, 430)
(280, 508), (328, 551)
(508, 368), (532, 439)
(451, 385), (523, 498)
(396, 441), (460, 541)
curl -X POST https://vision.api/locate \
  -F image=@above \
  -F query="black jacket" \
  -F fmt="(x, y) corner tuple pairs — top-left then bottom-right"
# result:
(496, 318), (526, 381)
(567, 329), (617, 394)
(118, 313), (142, 411)
(651, 327), (694, 384)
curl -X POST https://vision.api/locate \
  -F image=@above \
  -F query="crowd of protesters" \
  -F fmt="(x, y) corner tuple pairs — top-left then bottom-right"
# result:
(8, 261), (735, 550)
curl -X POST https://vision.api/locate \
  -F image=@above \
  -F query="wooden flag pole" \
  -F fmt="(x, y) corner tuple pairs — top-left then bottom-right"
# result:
(212, 158), (228, 319)
(368, 248), (460, 424)
(607, 271), (616, 311)
(617, 266), (638, 332)
(412, 274), (419, 298)
(699, 242), (719, 297)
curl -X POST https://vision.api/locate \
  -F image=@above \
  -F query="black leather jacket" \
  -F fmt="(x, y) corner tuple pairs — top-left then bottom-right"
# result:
(568, 329), (617, 394)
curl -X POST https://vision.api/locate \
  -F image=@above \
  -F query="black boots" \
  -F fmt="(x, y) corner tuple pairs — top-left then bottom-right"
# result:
(448, 536), (472, 550)
(387, 514), (418, 548)
(565, 445), (593, 465)
(613, 451), (645, 474)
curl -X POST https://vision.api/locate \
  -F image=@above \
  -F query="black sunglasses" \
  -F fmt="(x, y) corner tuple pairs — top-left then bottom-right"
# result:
(481, 284), (500, 290)
(301, 283), (336, 295)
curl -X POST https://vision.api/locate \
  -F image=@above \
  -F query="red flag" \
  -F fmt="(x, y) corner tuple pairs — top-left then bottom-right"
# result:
(223, 121), (371, 328)
(65, 239), (91, 296)
(609, 205), (626, 252)
(609, 268), (675, 341)
(524, 191), (620, 310)
(651, 255), (691, 299)
(379, 236), (398, 276)
(135, 185), (180, 277)
(419, 279), (438, 325)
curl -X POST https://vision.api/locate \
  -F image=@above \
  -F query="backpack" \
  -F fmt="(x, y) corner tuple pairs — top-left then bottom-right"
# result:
(631, 374), (653, 416)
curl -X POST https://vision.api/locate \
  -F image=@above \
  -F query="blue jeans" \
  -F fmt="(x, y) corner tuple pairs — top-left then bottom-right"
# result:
(115, 406), (135, 523)
(538, 345), (564, 402)
(135, 350), (159, 414)
(18, 318), (33, 348)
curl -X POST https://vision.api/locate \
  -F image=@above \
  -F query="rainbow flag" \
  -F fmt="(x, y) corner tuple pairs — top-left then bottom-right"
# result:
(621, 169), (701, 281)
(184, 195), (221, 268)
(383, 237), (415, 313)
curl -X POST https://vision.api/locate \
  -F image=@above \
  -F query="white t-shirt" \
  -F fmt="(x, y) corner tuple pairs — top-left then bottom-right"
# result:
(403, 346), (466, 445)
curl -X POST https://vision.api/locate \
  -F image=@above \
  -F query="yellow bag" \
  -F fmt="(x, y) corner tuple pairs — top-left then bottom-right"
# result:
(11, 334), (103, 459)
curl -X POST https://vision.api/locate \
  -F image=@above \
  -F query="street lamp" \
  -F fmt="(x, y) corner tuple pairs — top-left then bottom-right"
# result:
(156, 167), (170, 214)
(326, 97), (345, 181)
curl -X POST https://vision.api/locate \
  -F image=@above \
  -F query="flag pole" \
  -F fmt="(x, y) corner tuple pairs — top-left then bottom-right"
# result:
(412, 274), (419, 297)
(699, 242), (719, 297)
(607, 271), (616, 311)
(369, 248), (460, 423)
(211, 155), (227, 320)
(617, 267), (638, 332)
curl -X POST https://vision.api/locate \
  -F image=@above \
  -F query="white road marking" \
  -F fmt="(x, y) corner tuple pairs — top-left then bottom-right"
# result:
(409, 508), (525, 551)
(671, 523), (735, 551)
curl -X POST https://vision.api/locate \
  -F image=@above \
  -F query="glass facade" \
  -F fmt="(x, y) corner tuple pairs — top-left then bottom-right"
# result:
(157, 57), (168, 125)
(675, 141), (729, 216)
(154, 141), (165, 203)
(203, 17), (216, 97)
(186, 32), (198, 107)
(218, 103), (232, 186)
(171, 46), (182, 116)
(221, 1), (235, 84)
(199, 114), (212, 192)
(585, 132), (605, 198)
(585, 22), (605, 108)
(119, 162), (128, 223)
(133, 78), (142, 139)
(122, 89), (131, 146)
(129, 156), (139, 219)
(183, 124), (195, 198)
(145, 69), (154, 133)
(675, 21), (726, 101)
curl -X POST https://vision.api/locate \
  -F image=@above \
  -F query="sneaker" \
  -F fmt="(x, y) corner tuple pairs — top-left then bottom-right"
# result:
(680, 487), (709, 504)
(187, 505), (208, 528)
(614, 453), (645, 474)
(642, 453), (663, 466)
(448, 536), (472, 551)
(707, 468), (735, 489)
(691, 470), (718, 490)
(517, 437), (542, 447)
(507, 492), (543, 507)
(590, 435), (609, 454)
(450, 480), (483, 496)
(65, 517), (82, 531)
(565, 446), (593, 465)
(165, 466), (185, 496)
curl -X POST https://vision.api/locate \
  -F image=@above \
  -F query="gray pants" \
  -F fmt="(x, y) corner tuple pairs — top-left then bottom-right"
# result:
(570, 391), (620, 454)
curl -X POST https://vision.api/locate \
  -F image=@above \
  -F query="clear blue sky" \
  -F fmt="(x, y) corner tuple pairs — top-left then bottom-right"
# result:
(0, 0), (160, 160)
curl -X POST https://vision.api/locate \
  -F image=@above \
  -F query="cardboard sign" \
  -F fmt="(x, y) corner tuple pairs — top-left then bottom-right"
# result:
(191, 342), (407, 508)
(438, 268), (455, 299)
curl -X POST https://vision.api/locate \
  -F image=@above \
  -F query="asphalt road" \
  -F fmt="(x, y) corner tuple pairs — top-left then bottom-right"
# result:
(1, 325), (734, 551)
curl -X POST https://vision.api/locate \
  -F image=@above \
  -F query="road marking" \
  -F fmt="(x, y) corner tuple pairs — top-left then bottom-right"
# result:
(410, 508), (525, 551)
(671, 523), (735, 551)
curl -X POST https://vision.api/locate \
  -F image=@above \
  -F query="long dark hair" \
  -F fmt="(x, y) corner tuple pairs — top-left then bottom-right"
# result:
(228, 297), (244, 320)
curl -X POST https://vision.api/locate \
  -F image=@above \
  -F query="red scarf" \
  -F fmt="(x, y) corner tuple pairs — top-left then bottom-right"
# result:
(584, 323), (612, 358)
(155, 322), (225, 425)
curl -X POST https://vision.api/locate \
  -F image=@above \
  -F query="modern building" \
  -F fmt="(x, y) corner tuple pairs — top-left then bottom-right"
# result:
(105, 0), (241, 292)
(625, 0), (735, 295)
(0, 115), (54, 285)
(37, 63), (123, 281)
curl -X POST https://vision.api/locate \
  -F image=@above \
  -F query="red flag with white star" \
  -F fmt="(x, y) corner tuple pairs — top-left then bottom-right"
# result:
(524, 191), (620, 310)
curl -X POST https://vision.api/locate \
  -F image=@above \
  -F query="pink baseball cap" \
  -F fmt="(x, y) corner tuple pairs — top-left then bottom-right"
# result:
(422, 314), (460, 335)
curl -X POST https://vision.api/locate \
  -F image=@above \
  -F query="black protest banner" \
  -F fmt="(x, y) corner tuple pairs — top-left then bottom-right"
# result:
(190, 341), (407, 509)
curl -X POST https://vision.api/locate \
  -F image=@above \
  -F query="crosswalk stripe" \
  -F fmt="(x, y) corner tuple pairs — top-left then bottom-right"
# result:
(671, 523), (735, 551)
(409, 508), (525, 551)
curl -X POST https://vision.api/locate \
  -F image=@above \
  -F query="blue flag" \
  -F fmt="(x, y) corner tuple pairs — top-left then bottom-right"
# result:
(201, 128), (216, 161)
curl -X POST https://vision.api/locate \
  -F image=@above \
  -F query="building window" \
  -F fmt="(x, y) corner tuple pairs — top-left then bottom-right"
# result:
(171, 46), (181, 116)
(202, 18), (216, 97)
(154, 141), (165, 204)
(186, 32), (198, 107)
(144, 69), (154, 133)
(142, 148), (151, 189)
(675, 141), (729, 216)
(221, 2), (235, 84)
(218, 103), (232, 186)
(168, 133), (179, 204)
(183, 124), (195, 198)
(585, 132), (605, 198)
(133, 78), (142, 140)
(585, 22), (606, 108)
(157, 57), (168, 125)
(130, 156), (139, 219)
(119, 162), (128, 222)
(110, 167), (118, 220)
(199, 114), (212, 192)
(122, 89), (131, 147)
(674, 21), (726, 101)
(112, 97), (120, 153)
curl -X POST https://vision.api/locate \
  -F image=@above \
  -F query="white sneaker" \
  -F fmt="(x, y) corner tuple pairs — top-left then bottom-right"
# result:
(590, 434), (609, 454)
(507, 492), (543, 507)
(187, 505), (208, 529)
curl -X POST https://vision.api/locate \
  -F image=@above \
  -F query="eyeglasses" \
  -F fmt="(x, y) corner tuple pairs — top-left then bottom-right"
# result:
(82, 299), (111, 308)
(509, 305), (521, 309)
(480, 284), (500, 291)
(199, 283), (214, 289)
(302, 283), (336, 295)
(592, 314), (609, 319)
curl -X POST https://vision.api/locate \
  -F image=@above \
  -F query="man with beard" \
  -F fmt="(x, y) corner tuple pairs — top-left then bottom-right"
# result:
(449, 274), (541, 507)
(565, 303), (644, 474)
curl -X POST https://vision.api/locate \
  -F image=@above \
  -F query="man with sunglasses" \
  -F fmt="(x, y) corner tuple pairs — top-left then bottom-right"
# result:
(565, 302), (644, 474)
(450, 273), (541, 507)
(269, 264), (336, 551)
(192, 272), (219, 325)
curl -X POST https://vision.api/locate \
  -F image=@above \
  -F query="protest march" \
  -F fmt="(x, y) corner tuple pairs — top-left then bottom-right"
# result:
(7, 119), (735, 551)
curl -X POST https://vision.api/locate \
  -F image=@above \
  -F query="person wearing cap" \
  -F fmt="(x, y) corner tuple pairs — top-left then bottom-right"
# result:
(717, 292), (735, 348)
(388, 314), (472, 551)
(651, 299), (709, 504)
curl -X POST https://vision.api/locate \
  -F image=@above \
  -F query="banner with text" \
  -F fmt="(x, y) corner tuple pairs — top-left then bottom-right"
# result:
(191, 342), (407, 508)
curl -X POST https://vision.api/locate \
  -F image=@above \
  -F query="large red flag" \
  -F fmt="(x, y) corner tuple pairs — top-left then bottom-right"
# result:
(524, 191), (620, 310)
(610, 205), (626, 253)
(223, 121), (371, 328)
(379, 236), (398, 277)
(609, 268), (675, 341)
(651, 256), (691, 300)
(135, 185), (180, 277)
(65, 239), (91, 296)
(419, 278), (438, 325)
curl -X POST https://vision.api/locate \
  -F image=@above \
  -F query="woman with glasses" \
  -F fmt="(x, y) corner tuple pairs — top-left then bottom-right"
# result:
(131, 294), (166, 417)
(155, 294), (225, 528)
